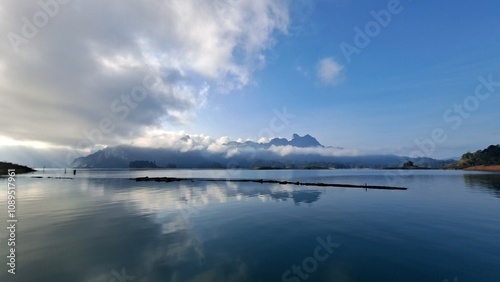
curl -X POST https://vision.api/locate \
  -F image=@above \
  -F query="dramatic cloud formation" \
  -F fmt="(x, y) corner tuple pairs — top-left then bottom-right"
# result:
(131, 130), (222, 153)
(0, 0), (289, 149)
(3, 1), (497, 163)
(317, 57), (343, 85)
(130, 130), (354, 158)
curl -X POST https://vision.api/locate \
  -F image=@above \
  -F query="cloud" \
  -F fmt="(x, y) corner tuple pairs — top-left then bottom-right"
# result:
(316, 57), (344, 85)
(268, 145), (358, 157)
(129, 130), (217, 152)
(129, 130), (358, 158)
(0, 0), (289, 149)
(0, 129), (364, 167)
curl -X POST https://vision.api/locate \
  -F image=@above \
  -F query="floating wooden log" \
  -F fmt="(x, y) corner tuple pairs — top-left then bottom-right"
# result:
(131, 177), (407, 190)
(47, 177), (74, 179)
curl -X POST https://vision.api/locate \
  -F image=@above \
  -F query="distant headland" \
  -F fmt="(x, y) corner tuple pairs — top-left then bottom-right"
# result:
(446, 145), (500, 172)
(0, 161), (36, 175)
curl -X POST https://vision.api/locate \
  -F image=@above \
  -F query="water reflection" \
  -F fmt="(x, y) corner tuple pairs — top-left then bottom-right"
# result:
(84, 181), (323, 281)
(110, 181), (323, 219)
(269, 190), (322, 205)
(291, 191), (322, 204)
(5, 179), (307, 282)
(6, 171), (500, 281)
(462, 173), (500, 197)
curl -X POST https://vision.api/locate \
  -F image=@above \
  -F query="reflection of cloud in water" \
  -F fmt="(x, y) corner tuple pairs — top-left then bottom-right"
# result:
(206, 183), (230, 203)
(462, 173), (500, 198)
(5, 194), (203, 282)
(269, 189), (321, 205)
(96, 181), (323, 280)
(111, 182), (323, 221)
(6, 179), (325, 281)
(291, 191), (322, 205)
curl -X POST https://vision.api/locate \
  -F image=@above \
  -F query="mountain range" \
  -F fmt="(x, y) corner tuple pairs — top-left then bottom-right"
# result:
(224, 133), (334, 149)
(71, 134), (455, 169)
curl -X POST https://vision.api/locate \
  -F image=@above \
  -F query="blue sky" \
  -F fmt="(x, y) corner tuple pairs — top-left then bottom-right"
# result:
(186, 0), (500, 158)
(1, 0), (500, 166)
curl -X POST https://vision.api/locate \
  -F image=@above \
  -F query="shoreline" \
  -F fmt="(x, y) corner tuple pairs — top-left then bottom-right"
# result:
(463, 165), (500, 172)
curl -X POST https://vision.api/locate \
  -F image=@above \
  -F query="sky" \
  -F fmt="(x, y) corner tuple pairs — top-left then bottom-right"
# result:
(1, 0), (500, 167)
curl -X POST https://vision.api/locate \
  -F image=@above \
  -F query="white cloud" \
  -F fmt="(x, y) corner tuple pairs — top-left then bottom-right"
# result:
(0, 0), (289, 148)
(316, 57), (344, 85)
(0, 129), (367, 167)
(130, 130), (214, 152)
(268, 145), (359, 157)
(129, 130), (360, 158)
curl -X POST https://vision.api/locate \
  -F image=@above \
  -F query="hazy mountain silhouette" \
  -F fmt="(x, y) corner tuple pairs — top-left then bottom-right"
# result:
(225, 133), (325, 149)
(71, 134), (454, 169)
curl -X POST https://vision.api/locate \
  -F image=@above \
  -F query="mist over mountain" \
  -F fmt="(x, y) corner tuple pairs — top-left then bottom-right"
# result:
(72, 134), (454, 169)
(224, 133), (327, 149)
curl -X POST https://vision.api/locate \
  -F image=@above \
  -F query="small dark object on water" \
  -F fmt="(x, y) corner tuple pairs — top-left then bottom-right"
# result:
(73, 170), (76, 175)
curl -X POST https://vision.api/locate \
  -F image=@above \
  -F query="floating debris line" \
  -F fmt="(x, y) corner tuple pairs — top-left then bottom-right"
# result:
(131, 176), (408, 190)
(30, 176), (73, 179)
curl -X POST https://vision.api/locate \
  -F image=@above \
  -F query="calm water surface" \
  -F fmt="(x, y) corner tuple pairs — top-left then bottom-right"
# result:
(1, 169), (499, 282)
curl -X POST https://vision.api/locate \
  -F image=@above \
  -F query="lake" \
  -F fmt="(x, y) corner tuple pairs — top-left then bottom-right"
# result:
(1, 169), (499, 282)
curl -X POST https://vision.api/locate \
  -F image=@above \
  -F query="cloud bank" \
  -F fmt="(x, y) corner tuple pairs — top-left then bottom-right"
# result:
(0, 0), (289, 149)
(130, 131), (355, 158)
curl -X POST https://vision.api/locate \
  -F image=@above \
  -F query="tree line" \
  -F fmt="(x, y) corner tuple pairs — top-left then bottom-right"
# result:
(451, 145), (500, 168)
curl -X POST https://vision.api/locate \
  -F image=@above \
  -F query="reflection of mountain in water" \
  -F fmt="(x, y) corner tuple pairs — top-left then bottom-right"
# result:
(270, 190), (321, 205)
(100, 180), (323, 280)
(111, 181), (324, 222)
(232, 183), (322, 205)
(292, 191), (321, 205)
(462, 173), (500, 197)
